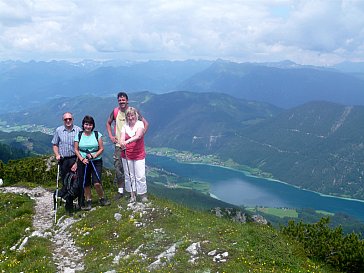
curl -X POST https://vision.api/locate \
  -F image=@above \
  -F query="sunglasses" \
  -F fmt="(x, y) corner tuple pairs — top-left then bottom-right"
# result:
(64, 118), (72, 121)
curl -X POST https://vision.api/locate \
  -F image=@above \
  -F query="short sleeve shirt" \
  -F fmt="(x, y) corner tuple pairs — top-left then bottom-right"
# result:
(121, 120), (145, 160)
(110, 106), (143, 147)
(74, 131), (103, 160)
(52, 125), (81, 157)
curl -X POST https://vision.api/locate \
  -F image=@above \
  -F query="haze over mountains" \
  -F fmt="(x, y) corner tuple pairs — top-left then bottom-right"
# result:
(1, 59), (364, 113)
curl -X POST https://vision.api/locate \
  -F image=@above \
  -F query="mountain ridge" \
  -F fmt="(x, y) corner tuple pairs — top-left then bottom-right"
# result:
(178, 60), (364, 108)
(2, 59), (364, 113)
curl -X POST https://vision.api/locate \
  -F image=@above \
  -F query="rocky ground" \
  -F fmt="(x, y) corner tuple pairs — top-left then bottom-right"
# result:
(0, 186), (84, 273)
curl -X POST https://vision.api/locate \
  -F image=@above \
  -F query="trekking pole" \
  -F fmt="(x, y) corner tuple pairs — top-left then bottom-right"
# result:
(54, 163), (60, 224)
(123, 147), (136, 202)
(86, 150), (101, 182)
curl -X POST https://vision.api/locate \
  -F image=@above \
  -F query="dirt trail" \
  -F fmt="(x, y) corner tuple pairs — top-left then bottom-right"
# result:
(0, 186), (84, 273)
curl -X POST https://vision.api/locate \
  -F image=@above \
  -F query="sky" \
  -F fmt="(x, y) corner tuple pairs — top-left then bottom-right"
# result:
(0, 0), (363, 66)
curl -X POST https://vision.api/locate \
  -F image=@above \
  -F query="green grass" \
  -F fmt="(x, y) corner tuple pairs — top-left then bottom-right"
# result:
(247, 207), (299, 218)
(71, 194), (337, 272)
(178, 180), (210, 194)
(0, 192), (55, 272)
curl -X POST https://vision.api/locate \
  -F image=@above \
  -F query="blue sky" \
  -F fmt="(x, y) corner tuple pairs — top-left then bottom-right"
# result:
(0, 0), (363, 66)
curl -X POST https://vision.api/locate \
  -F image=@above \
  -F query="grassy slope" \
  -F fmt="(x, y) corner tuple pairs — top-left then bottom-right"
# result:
(0, 190), (338, 272)
(71, 194), (337, 272)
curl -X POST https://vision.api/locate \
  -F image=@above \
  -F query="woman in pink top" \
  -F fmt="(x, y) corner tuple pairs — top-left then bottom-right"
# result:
(120, 107), (147, 202)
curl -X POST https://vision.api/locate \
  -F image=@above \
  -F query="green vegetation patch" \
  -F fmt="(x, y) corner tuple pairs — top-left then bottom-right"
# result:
(0, 193), (33, 247)
(71, 196), (334, 272)
(0, 192), (55, 272)
(316, 210), (335, 216)
(282, 217), (364, 273)
(247, 207), (299, 218)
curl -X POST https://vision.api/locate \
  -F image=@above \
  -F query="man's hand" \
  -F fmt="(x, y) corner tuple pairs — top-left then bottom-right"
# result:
(71, 162), (77, 172)
(110, 135), (118, 144)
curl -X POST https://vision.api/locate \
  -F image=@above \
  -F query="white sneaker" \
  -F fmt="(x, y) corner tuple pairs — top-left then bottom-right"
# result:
(141, 195), (148, 203)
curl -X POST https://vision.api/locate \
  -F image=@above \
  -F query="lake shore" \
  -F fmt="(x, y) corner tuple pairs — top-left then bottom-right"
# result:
(147, 147), (364, 204)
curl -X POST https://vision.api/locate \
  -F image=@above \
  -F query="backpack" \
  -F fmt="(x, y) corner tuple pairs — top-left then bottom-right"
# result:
(61, 172), (81, 200)
(53, 171), (81, 211)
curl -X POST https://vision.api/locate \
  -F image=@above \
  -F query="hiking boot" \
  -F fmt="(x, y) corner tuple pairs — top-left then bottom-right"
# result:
(65, 199), (74, 213)
(100, 197), (111, 206)
(114, 192), (124, 201)
(82, 200), (92, 211)
(141, 194), (148, 203)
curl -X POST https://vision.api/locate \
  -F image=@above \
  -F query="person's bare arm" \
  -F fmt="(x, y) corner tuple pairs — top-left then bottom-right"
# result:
(126, 127), (144, 144)
(106, 112), (118, 144)
(96, 137), (104, 157)
(53, 144), (61, 161)
(142, 117), (149, 134)
(74, 141), (81, 160)
(119, 130), (126, 149)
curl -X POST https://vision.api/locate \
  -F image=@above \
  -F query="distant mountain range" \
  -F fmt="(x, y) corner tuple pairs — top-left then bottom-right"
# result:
(178, 60), (364, 108)
(1, 91), (364, 201)
(1, 59), (364, 113)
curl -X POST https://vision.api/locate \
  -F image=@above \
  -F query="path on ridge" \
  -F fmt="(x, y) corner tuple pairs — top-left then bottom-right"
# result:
(0, 186), (84, 272)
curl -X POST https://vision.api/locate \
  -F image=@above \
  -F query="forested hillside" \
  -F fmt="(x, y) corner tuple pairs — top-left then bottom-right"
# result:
(0, 131), (52, 163)
(211, 101), (364, 200)
(0, 143), (30, 163)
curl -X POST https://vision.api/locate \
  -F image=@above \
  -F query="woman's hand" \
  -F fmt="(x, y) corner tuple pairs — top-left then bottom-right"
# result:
(81, 158), (89, 165)
(120, 140), (127, 149)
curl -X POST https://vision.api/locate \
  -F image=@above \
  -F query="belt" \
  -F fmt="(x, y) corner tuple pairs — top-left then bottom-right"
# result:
(63, 155), (76, 159)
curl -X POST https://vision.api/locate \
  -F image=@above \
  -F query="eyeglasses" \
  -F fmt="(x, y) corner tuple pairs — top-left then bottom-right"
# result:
(64, 118), (72, 121)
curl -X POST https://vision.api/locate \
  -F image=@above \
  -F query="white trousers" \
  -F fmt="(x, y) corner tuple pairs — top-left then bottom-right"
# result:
(122, 158), (147, 195)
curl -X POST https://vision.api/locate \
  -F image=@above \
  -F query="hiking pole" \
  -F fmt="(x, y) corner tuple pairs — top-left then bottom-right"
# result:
(54, 163), (60, 224)
(86, 150), (101, 182)
(123, 147), (136, 202)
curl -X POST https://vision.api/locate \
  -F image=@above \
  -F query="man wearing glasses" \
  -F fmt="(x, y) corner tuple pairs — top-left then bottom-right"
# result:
(52, 112), (81, 190)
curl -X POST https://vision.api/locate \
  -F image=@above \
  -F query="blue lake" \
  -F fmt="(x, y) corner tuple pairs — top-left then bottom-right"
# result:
(147, 154), (364, 222)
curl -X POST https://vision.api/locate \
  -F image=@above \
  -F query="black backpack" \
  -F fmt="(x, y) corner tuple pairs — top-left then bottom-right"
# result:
(53, 171), (81, 210)
(61, 171), (80, 200)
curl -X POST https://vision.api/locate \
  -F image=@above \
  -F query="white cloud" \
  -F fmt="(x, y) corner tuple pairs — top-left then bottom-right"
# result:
(0, 0), (363, 65)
